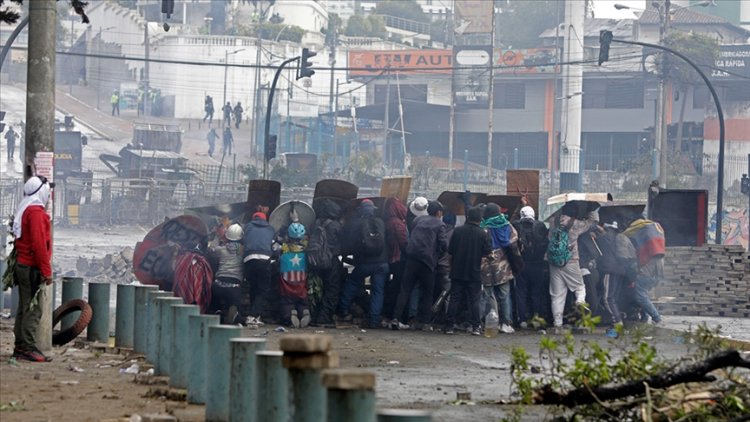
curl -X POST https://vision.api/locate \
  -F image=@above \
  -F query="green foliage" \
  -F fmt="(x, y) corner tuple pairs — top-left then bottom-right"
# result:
(510, 319), (750, 420)
(344, 14), (387, 38)
(375, 0), (428, 23)
(664, 32), (719, 87)
(495, 0), (559, 48)
(236, 22), (305, 43)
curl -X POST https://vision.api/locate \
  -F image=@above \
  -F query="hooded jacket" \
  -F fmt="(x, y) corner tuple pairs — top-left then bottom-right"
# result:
(383, 198), (408, 264)
(242, 217), (275, 259)
(14, 206), (52, 278)
(313, 198), (344, 258)
(405, 215), (447, 270)
(343, 203), (388, 265)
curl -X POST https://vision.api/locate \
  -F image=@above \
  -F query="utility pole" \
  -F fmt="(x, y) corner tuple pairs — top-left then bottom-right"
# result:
(559, 0), (585, 192)
(143, 21), (151, 117)
(654, 0), (671, 187)
(69, 18), (74, 95)
(384, 70), (391, 168)
(25, 0), (57, 352)
(486, 10), (496, 175)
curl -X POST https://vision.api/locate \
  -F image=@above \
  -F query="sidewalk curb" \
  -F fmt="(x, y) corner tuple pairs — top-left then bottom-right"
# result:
(651, 325), (750, 350)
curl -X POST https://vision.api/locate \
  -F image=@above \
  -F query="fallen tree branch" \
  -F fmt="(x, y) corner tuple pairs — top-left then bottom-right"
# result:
(533, 350), (750, 407)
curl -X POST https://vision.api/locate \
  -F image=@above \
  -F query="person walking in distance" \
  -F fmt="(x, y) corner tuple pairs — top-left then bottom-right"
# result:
(203, 95), (215, 124)
(222, 101), (233, 127)
(5, 126), (16, 161)
(222, 127), (234, 156)
(110, 90), (120, 116)
(242, 211), (276, 327)
(11, 176), (55, 362)
(233, 101), (244, 129)
(206, 128), (218, 158)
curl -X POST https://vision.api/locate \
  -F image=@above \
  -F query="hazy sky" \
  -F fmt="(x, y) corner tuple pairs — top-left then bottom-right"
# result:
(591, 0), (646, 19)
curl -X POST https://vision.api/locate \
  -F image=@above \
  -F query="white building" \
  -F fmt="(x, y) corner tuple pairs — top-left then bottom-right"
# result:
(319, 0), (357, 22)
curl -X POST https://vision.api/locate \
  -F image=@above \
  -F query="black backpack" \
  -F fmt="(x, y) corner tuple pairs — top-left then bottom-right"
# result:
(307, 220), (334, 269)
(359, 216), (385, 256)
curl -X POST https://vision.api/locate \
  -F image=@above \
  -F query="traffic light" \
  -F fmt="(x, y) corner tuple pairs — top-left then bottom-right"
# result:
(297, 48), (316, 80)
(266, 134), (278, 161)
(599, 30), (613, 66)
(161, 0), (174, 17)
(0, 111), (5, 133)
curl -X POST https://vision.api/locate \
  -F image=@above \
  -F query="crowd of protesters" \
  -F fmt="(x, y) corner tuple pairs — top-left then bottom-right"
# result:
(200, 194), (665, 337)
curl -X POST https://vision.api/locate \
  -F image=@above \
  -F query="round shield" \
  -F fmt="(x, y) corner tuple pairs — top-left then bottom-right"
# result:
(269, 200), (316, 234)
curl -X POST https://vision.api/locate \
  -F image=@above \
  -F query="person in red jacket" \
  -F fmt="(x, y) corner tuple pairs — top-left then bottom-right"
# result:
(11, 176), (54, 362)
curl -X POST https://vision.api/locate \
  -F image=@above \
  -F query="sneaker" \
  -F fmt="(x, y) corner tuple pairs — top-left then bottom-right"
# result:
(336, 314), (353, 323)
(421, 324), (433, 332)
(390, 319), (409, 330)
(380, 319), (391, 329)
(300, 310), (311, 328)
(605, 328), (619, 338)
(500, 324), (515, 334)
(244, 316), (264, 327)
(444, 327), (455, 335)
(290, 310), (300, 328)
(519, 321), (528, 330)
(471, 327), (482, 336)
(18, 347), (51, 362)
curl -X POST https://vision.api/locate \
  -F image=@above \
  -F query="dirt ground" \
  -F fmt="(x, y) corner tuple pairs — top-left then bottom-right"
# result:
(0, 315), (696, 422)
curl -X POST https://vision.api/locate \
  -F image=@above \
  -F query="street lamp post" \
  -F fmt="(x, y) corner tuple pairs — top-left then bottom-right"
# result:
(222, 48), (245, 127)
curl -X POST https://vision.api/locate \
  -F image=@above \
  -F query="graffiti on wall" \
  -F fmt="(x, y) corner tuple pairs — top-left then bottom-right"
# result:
(708, 207), (748, 249)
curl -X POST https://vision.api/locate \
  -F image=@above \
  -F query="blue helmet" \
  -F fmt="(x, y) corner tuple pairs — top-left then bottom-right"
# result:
(287, 222), (306, 239)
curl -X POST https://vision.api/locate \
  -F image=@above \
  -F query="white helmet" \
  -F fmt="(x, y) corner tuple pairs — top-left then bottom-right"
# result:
(225, 224), (243, 241)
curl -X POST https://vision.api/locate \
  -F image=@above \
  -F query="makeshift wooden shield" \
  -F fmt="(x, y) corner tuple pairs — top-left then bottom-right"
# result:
(269, 200), (316, 234)
(380, 176), (411, 204)
(437, 191), (488, 216)
(133, 215), (208, 286)
(247, 180), (281, 217)
(485, 195), (523, 218)
(314, 179), (358, 201)
(598, 202), (646, 229)
(506, 170), (540, 215)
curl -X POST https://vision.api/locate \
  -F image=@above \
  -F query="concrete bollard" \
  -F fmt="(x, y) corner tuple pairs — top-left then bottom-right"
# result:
(133, 285), (158, 354)
(377, 410), (432, 422)
(86, 282), (111, 343)
(61, 276), (83, 330)
(255, 351), (290, 422)
(155, 297), (183, 376)
(280, 335), (339, 422)
(114, 284), (135, 348)
(187, 314), (221, 404)
(146, 290), (171, 365)
(169, 304), (200, 389)
(228, 338), (267, 422)
(51, 279), (57, 314)
(322, 369), (377, 422)
(205, 325), (244, 422)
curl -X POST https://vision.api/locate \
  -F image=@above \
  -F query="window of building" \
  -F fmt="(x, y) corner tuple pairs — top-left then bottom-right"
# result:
(582, 79), (644, 109)
(692, 85), (709, 109)
(493, 82), (525, 109)
(373, 84), (428, 103)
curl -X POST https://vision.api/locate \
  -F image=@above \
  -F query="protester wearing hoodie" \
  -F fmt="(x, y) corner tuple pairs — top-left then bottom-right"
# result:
(242, 211), (276, 326)
(382, 197), (408, 322)
(310, 198), (345, 327)
(511, 204), (550, 326)
(11, 176), (54, 362)
(547, 203), (599, 330)
(337, 200), (389, 327)
(597, 221), (636, 335)
(480, 203), (518, 334)
(391, 200), (448, 330)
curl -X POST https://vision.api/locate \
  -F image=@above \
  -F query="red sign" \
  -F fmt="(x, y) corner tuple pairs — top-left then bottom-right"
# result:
(348, 50), (453, 76)
(495, 48), (559, 74)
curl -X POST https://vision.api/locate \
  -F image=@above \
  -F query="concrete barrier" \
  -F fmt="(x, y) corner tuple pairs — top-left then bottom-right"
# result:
(228, 338), (267, 422)
(155, 296), (183, 376)
(133, 285), (158, 354)
(114, 284), (135, 348)
(322, 369), (377, 422)
(205, 325), (244, 422)
(146, 290), (171, 366)
(86, 282), (110, 343)
(169, 304), (200, 389)
(61, 276), (83, 330)
(187, 314), (220, 404)
(255, 351), (289, 422)
(280, 335), (338, 422)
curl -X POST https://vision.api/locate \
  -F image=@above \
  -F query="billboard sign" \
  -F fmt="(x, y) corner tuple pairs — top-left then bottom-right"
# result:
(710, 45), (750, 80)
(454, 46), (492, 107)
(495, 48), (559, 74)
(348, 50), (453, 76)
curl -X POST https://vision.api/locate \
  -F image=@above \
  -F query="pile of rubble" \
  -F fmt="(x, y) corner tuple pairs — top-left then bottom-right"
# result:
(65, 247), (136, 284)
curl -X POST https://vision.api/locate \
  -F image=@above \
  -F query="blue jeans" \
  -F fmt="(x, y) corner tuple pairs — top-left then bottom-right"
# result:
(481, 283), (513, 326)
(337, 262), (389, 326)
(633, 275), (661, 322)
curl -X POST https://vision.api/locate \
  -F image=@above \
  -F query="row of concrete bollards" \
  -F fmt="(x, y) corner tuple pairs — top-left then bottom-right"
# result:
(67, 282), (435, 422)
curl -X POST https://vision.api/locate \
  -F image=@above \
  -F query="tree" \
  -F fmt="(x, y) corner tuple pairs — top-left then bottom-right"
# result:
(664, 32), (719, 154)
(495, 0), (559, 48)
(344, 14), (386, 39)
(1, 0), (90, 24)
(375, 0), (428, 23)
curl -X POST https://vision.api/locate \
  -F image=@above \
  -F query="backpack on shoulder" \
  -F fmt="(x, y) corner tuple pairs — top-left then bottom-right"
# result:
(359, 216), (384, 256)
(307, 220), (334, 269)
(547, 217), (574, 267)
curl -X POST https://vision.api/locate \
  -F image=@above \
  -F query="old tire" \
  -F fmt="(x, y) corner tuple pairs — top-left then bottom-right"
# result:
(52, 299), (93, 346)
